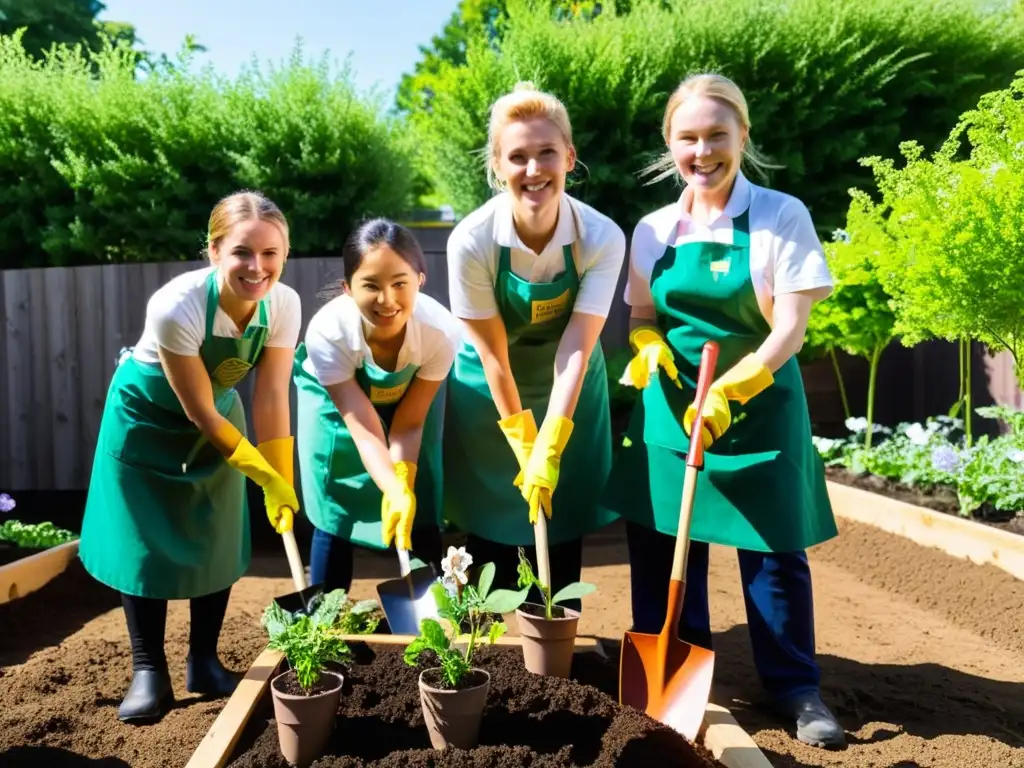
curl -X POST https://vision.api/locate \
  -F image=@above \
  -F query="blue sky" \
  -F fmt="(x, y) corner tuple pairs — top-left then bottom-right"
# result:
(98, 1), (459, 98)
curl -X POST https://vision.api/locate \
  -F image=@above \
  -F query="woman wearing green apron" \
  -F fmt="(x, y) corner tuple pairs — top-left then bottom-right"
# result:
(443, 82), (625, 606)
(295, 219), (461, 591)
(604, 74), (845, 748)
(78, 192), (303, 723)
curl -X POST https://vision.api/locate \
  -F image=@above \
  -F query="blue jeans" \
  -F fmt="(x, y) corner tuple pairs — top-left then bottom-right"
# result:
(308, 525), (444, 593)
(625, 521), (820, 700)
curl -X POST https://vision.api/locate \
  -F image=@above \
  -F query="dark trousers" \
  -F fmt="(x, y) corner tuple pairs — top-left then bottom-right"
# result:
(308, 525), (444, 593)
(463, 534), (585, 613)
(120, 587), (231, 672)
(625, 521), (820, 700)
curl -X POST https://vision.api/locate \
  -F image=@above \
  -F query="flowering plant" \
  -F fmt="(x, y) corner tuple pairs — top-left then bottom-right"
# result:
(404, 546), (528, 688)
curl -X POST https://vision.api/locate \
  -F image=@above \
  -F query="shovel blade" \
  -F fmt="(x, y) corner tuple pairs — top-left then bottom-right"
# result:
(272, 584), (324, 617)
(376, 565), (440, 635)
(619, 629), (715, 741)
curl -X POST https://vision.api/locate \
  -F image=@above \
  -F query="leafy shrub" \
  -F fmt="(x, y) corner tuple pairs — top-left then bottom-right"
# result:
(408, 0), (1024, 234)
(0, 33), (415, 268)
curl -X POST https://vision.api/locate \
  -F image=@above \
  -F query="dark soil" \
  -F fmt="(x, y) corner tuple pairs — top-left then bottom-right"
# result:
(227, 644), (720, 768)
(0, 543), (47, 567)
(274, 669), (345, 698)
(826, 466), (1024, 536)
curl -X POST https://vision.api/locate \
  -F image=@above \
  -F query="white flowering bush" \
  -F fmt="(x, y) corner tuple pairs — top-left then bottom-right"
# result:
(815, 407), (1024, 517)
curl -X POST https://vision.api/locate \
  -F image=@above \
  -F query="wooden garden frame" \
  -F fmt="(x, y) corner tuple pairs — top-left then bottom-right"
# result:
(186, 633), (772, 768)
(827, 481), (1024, 582)
(0, 539), (80, 604)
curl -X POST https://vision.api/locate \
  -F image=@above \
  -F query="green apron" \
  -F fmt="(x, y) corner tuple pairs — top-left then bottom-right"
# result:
(79, 271), (268, 599)
(293, 340), (445, 549)
(603, 209), (837, 552)
(443, 238), (618, 547)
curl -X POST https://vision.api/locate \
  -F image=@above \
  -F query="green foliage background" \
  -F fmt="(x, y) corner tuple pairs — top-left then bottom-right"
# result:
(0, 33), (415, 268)
(407, 0), (1024, 235)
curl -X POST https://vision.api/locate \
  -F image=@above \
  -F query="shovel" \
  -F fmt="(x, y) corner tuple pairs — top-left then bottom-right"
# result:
(376, 547), (441, 635)
(272, 525), (324, 617)
(619, 339), (719, 742)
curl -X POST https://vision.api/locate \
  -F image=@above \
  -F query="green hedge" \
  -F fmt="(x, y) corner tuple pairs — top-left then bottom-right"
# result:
(0, 34), (415, 268)
(408, 0), (1024, 234)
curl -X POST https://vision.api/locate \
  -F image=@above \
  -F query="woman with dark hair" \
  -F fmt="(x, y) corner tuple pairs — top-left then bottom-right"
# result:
(293, 218), (462, 591)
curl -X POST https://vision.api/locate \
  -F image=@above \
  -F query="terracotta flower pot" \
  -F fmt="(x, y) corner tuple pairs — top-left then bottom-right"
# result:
(515, 602), (580, 678)
(418, 667), (490, 750)
(270, 668), (344, 767)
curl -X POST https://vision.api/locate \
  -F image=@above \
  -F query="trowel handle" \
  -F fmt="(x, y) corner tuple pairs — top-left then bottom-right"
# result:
(397, 547), (412, 578)
(281, 528), (308, 592)
(533, 510), (551, 591)
(686, 341), (720, 470)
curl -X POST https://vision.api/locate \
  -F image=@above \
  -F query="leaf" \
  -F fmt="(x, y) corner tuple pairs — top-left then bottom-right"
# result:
(260, 601), (293, 641)
(430, 580), (455, 618)
(483, 586), (529, 615)
(477, 562), (495, 600)
(312, 589), (348, 627)
(552, 581), (597, 605)
(350, 599), (379, 615)
(488, 621), (507, 644)
(419, 618), (450, 652)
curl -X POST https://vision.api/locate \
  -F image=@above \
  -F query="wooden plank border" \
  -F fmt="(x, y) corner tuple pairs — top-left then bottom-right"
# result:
(827, 480), (1024, 582)
(188, 633), (770, 768)
(0, 539), (79, 604)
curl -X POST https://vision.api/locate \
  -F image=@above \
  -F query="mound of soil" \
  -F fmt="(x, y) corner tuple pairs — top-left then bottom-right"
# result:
(228, 644), (719, 767)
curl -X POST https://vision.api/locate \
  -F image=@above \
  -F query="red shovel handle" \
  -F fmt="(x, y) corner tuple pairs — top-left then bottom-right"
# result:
(686, 341), (720, 469)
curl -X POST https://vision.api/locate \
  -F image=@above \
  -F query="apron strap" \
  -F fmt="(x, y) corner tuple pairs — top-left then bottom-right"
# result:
(203, 269), (270, 340)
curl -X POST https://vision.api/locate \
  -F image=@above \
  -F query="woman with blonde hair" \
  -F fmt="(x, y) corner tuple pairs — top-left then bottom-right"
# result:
(604, 73), (845, 748)
(442, 82), (625, 603)
(79, 191), (302, 723)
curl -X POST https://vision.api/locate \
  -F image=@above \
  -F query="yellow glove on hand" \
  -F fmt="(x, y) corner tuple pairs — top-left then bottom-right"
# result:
(497, 409), (538, 487)
(381, 461), (417, 551)
(218, 423), (299, 534)
(256, 436), (296, 534)
(683, 354), (774, 449)
(521, 416), (574, 524)
(619, 326), (682, 390)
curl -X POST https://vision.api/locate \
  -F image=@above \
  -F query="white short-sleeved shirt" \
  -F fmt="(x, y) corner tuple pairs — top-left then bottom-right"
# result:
(132, 265), (302, 364)
(624, 172), (833, 322)
(447, 192), (626, 320)
(302, 292), (463, 388)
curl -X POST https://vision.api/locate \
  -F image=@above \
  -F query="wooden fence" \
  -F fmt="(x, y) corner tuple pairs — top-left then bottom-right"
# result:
(1, 225), (1020, 491)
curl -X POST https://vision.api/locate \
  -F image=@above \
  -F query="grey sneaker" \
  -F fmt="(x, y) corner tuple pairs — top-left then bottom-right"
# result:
(777, 691), (847, 748)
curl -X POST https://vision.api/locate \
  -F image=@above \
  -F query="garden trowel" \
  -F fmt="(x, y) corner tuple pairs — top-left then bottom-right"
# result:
(376, 547), (440, 635)
(619, 340), (719, 742)
(271, 527), (324, 617)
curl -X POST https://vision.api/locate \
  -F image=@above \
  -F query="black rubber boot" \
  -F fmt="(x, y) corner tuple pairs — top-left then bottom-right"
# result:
(119, 593), (174, 722)
(186, 586), (240, 696)
(118, 669), (174, 722)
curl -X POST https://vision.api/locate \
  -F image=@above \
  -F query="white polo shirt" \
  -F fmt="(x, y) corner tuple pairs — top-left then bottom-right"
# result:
(447, 192), (626, 320)
(624, 172), (833, 322)
(133, 265), (302, 363)
(303, 292), (463, 387)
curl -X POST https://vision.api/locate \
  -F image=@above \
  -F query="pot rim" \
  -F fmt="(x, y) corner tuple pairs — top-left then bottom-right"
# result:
(515, 601), (581, 621)
(417, 666), (491, 694)
(270, 667), (345, 700)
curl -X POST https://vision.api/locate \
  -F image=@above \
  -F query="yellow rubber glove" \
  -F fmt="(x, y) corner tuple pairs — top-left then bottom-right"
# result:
(256, 436), (296, 533)
(683, 354), (774, 448)
(497, 409), (538, 487)
(520, 416), (574, 524)
(217, 423), (299, 534)
(620, 326), (682, 390)
(381, 461), (417, 551)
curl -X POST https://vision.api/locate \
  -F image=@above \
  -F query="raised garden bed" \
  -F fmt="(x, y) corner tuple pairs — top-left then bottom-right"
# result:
(211, 637), (745, 768)
(0, 539), (80, 604)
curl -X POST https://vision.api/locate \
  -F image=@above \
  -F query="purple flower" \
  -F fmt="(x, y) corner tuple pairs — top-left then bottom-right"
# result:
(930, 445), (960, 474)
(0, 493), (14, 513)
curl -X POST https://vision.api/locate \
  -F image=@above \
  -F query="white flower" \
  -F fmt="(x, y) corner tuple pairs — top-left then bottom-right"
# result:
(441, 546), (472, 585)
(905, 423), (929, 446)
(845, 417), (868, 433)
(0, 493), (14, 513)
(832, 228), (851, 244)
(1008, 450), (1024, 464)
(813, 437), (838, 453)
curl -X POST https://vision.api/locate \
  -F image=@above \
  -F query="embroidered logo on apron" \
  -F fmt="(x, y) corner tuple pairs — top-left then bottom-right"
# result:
(212, 357), (253, 388)
(710, 258), (731, 281)
(531, 288), (571, 324)
(370, 381), (410, 405)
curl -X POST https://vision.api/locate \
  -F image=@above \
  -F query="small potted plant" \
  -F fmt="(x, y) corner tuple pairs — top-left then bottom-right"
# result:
(403, 546), (528, 750)
(261, 589), (381, 767)
(512, 548), (597, 678)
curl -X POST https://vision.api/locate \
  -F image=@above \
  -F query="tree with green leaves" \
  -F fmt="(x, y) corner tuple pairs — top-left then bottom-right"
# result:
(0, 0), (139, 60)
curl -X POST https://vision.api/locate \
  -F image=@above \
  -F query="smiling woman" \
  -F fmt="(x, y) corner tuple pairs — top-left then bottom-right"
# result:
(441, 81), (626, 608)
(77, 190), (303, 725)
(292, 218), (463, 593)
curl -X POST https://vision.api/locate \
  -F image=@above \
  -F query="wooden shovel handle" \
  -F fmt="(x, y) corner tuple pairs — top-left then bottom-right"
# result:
(281, 528), (308, 592)
(534, 509), (551, 591)
(686, 341), (720, 470)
